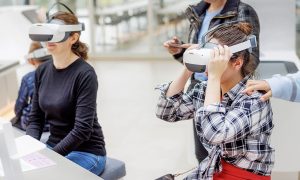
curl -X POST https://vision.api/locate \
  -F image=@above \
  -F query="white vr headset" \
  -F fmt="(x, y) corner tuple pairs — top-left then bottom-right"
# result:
(29, 19), (85, 43)
(25, 48), (52, 61)
(183, 35), (257, 72)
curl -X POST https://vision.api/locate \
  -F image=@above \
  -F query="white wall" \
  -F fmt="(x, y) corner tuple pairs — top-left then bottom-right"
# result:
(246, 0), (300, 173)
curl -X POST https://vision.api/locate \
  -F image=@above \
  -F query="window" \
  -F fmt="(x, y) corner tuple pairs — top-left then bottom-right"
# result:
(256, 61), (298, 79)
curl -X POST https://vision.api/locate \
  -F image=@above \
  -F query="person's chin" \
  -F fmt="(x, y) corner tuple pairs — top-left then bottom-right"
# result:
(46, 43), (57, 51)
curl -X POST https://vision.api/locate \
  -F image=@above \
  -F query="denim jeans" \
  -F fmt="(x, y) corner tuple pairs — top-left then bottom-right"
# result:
(47, 145), (106, 175)
(65, 151), (106, 175)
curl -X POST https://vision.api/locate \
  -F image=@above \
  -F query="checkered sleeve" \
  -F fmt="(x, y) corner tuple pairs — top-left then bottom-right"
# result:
(196, 97), (268, 144)
(155, 83), (195, 122)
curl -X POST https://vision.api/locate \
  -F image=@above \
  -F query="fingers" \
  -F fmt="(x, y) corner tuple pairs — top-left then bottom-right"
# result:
(242, 85), (256, 95)
(163, 41), (170, 48)
(172, 36), (179, 42)
(224, 45), (231, 60)
(181, 43), (193, 49)
(219, 45), (225, 57)
(260, 91), (272, 102)
(212, 45), (229, 62)
(242, 80), (272, 101)
(213, 47), (219, 60)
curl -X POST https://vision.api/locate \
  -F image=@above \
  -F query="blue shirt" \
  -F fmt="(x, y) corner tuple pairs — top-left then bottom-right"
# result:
(195, 8), (222, 81)
(15, 71), (49, 131)
(266, 71), (300, 102)
(15, 71), (35, 128)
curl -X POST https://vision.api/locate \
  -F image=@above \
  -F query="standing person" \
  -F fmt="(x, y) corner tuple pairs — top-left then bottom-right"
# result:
(12, 42), (51, 131)
(242, 72), (300, 102)
(26, 11), (106, 175)
(156, 22), (273, 179)
(163, 0), (260, 163)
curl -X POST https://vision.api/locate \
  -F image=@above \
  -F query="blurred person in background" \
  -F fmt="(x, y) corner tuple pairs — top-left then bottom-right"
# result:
(11, 41), (51, 131)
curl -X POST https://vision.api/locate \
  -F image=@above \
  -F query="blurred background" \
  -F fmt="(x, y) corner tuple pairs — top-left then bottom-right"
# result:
(1, 0), (300, 57)
(1, 0), (300, 179)
(0, 0), (193, 57)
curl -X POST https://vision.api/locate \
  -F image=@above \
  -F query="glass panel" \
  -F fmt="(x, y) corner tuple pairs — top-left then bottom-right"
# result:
(0, 0), (194, 57)
(93, 0), (194, 55)
(256, 61), (298, 79)
(297, 0), (300, 57)
(25, 0), (195, 57)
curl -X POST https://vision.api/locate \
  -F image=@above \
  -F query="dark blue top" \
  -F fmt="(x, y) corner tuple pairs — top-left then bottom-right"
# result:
(15, 71), (49, 131)
(15, 71), (35, 121)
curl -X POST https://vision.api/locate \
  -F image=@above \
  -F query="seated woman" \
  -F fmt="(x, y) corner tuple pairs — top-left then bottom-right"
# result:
(26, 11), (106, 175)
(156, 22), (274, 180)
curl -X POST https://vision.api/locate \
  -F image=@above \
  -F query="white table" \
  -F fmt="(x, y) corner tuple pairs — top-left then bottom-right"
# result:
(0, 129), (103, 180)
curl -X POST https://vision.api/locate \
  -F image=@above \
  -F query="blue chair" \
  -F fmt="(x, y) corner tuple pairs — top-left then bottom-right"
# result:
(100, 157), (126, 180)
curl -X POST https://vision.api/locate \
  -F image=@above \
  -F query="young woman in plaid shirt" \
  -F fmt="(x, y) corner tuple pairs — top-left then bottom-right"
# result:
(156, 22), (274, 180)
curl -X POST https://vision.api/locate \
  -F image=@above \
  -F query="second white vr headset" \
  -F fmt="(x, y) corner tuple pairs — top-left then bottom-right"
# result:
(28, 2), (84, 43)
(25, 48), (52, 61)
(183, 23), (257, 73)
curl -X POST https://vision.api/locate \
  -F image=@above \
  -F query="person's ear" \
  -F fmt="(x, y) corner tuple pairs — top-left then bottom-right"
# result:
(232, 56), (243, 70)
(70, 33), (79, 45)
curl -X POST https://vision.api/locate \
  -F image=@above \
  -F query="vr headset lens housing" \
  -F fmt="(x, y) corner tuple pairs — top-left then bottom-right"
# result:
(183, 34), (257, 73)
(29, 18), (84, 43)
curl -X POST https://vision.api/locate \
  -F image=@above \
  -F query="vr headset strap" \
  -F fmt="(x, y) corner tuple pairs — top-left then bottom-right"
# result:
(59, 24), (84, 32)
(229, 35), (257, 53)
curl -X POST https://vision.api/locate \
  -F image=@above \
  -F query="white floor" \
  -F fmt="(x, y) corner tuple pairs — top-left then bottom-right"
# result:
(92, 58), (300, 180)
(93, 58), (198, 180)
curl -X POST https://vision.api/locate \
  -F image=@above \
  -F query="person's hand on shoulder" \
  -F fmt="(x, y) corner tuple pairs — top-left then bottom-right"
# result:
(242, 80), (272, 101)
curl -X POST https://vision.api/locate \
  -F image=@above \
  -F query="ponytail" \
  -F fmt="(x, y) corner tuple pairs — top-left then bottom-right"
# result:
(71, 40), (88, 60)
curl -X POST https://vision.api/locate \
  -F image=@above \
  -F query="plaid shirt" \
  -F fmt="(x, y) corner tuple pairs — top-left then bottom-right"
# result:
(156, 77), (274, 179)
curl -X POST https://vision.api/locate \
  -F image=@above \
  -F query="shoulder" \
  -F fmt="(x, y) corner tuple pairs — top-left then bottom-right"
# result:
(22, 71), (35, 80)
(238, 1), (257, 12)
(235, 90), (270, 112)
(35, 60), (52, 76)
(75, 59), (97, 77)
(71, 59), (98, 87)
(238, 2), (259, 19)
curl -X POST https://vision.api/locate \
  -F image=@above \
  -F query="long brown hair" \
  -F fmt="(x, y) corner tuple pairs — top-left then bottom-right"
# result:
(51, 12), (88, 60)
(207, 22), (256, 77)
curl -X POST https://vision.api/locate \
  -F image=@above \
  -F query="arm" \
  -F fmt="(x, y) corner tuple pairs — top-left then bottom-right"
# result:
(26, 70), (45, 140)
(265, 72), (300, 102)
(52, 70), (98, 156)
(156, 68), (198, 122)
(197, 97), (269, 144)
(15, 77), (29, 117)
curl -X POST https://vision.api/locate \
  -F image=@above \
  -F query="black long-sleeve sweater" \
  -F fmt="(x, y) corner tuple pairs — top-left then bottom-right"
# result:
(26, 58), (106, 156)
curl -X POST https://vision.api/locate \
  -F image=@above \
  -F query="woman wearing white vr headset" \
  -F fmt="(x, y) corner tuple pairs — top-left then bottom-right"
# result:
(26, 11), (106, 175)
(12, 41), (51, 131)
(156, 22), (274, 179)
